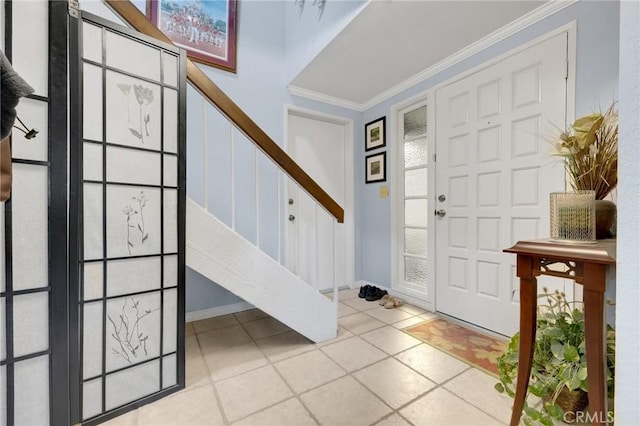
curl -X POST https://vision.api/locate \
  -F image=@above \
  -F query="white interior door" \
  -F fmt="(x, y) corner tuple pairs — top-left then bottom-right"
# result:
(286, 114), (349, 292)
(435, 33), (569, 336)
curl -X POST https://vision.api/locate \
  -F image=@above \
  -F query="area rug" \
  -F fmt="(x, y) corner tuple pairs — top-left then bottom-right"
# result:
(404, 317), (507, 377)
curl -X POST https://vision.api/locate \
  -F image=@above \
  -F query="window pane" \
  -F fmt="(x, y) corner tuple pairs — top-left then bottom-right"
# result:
(405, 199), (428, 227)
(405, 228), (427, 256)
(404, 138), (427, 168)
(405, 168), (427, 197)
(405, 256), (427, 284)
(404, 106), (427, 139)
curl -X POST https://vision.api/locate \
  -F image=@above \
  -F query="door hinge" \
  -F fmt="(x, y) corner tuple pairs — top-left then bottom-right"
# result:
(68, 0), (80, 18)
(433, 153), (436, 162)
(565, 59), (569, 80)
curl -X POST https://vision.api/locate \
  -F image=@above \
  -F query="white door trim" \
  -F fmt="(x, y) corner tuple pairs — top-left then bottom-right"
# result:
(283, 105), (356, 289)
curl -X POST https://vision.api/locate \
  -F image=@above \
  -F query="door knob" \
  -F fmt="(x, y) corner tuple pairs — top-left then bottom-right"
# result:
(289, 215), (295, 222)
(435, 209), (446, 218)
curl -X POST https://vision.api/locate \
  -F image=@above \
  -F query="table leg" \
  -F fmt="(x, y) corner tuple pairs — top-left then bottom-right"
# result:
(510, 274), (537, 426)
(583, 263), (608, 425)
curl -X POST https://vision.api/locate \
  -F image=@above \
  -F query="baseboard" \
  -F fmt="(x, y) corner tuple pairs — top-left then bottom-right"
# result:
(355, 280), (435, 312)
(185, 301), (255, 323)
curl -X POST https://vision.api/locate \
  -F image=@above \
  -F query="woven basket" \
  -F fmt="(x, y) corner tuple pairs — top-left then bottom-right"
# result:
(544, 388), (589, 423)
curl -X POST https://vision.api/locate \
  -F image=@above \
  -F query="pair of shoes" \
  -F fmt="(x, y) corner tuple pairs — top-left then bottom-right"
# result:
(383, 296), (403, 309)
(365, 286), (388, 302)
(358, 285), (370, 299)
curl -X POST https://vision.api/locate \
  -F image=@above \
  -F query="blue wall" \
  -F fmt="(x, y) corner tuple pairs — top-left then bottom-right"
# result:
(357, 0), (620, 288)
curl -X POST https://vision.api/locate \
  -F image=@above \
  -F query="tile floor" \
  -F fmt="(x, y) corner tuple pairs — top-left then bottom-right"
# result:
(104, 288), (517, 426)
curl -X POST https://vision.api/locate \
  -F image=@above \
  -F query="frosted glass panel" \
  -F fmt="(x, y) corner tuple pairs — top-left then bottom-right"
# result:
(0, 297), (5, 361)
(405, 199), (428, 227)
(105, 31), (161, 82)
(163, 354), (177, 389)
(83, 63), (103, 142)
(12, 164), (48, 290)
(14, 355), (49, 426)
(404, 106), (427, 139)
(163, 189), (178, 253)
(83, 302), (103, 379)
(163, 155), (177, 187)
(105, 292), (161, 372)
(106, 257), (161, 297)
(0, 365), (5, 426)
(84, 261), (103, 301)
(83, 22), (103, 63)
(83, 378), (102, 420)
(405, 228), (427, 257)
(405, 256), (427, 284)
(404, 138), (427, 168)
(404, 168), (428, 197)
(84, 184), (104, 260)
(84, 142), (103, 181)
(105, 359), (160, 411)
(106, 186), (161, 258)
(13, 292), (49, 357)
(163, 89), (178, 153)
(13, 98), (48, 162)
(163, 289), (177, 354)
(163, 255), (178, 288)
(105, 71), (162, 151)
(106, 146), (161, 185)
(11, 0), (48, 96)
(162, 52), (178, 87)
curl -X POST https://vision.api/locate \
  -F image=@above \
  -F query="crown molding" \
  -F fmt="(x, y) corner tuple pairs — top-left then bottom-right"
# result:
(290, 0), (578, 112)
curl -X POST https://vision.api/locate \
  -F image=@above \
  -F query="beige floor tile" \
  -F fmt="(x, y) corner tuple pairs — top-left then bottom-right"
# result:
(323, 292), (333, 300)
(186, 335), (202, 359)
(316, 326), (354, 348)
(337, 288), (359, 300)
(301, 376), (391, 426)
(418, 312), (439, 321)
(397, 304), (427, 316)
(101, 410), (137, 426)
(137, 385), (225, 425)
(232, 397), (317, 426)
(255, 330), (315, 362)
(400, 388), (499, 426)
(204, 341), (268, 382)
(360, 326), (422, 355)
(354, 357), (435, 409)
(185, 322), (196, 337)
(192, 314), (240, 334)
(321, 336), (387, 372)
(242, 317), (290, 340)
(186, 353), (212, 389)
(339, 312), (385, 335)
(233, 308), (268, 323)
(274, 349), (346, 393)
(395, 344), (469, 383)
(215, 365), (293, 423)
(342, 296), (381, 311)
(375, 413), (413, 426)
(338, 302), (358, 318)
(364, 306), (414, 324)
(444, 368), (513, 423)
(198, 324), (252, 353)
(392, 316), (425, 330)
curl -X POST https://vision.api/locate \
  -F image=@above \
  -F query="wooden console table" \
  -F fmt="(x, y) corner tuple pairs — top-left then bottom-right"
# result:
(503, 239), (616, 426)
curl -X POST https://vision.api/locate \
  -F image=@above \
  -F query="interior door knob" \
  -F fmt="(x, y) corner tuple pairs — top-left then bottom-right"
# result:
(289, 215), (295, 222)
(435, 209), (446, 218)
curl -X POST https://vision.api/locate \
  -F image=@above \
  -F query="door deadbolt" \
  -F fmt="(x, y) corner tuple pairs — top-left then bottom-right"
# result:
(435, 209), (447, 218)
(288, 198), (294, 205)
(289, 215), (296, 222)
(438, 194), (446, 202)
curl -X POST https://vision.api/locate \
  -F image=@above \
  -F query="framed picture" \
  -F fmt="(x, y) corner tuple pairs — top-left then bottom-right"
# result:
(148, 0), (237, 73)
(365, 116), (386, 151)
(365, 152), (386, 184)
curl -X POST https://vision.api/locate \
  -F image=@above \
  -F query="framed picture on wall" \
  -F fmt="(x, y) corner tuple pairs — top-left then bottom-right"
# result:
(147, 0), (238, 73)
(365, 116), (386, 151)
(366, 152), (386, 183)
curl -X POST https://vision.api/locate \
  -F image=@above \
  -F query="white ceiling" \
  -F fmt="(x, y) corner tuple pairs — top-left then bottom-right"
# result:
(290, 0), (547, 108)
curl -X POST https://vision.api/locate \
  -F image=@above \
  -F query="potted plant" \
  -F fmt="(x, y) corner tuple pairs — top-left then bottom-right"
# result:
(495, 289), (615, 425)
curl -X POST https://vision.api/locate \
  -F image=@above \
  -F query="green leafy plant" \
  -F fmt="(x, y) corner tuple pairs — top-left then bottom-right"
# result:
(495, 289), (615, 425)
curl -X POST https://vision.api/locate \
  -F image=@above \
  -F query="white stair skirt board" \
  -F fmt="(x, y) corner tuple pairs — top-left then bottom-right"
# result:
(186, 198), (338, 343)
(186, 301), (255, 323)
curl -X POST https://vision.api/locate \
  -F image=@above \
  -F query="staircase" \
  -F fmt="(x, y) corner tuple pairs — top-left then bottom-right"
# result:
(106, 0), (342, 342)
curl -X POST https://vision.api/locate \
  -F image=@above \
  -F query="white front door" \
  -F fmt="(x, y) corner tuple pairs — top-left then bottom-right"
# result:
(286, 113), (350, 292)
(435, 33), (569, 336)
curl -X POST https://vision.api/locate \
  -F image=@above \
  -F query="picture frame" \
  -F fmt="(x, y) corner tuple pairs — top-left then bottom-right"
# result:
(365, 116), (386, 151)
(147, 0), (237, 73)
(365, 152), (386, 184)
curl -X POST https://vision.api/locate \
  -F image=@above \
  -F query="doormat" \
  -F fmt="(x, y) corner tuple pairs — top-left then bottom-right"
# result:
(404, 317), (507, 377)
